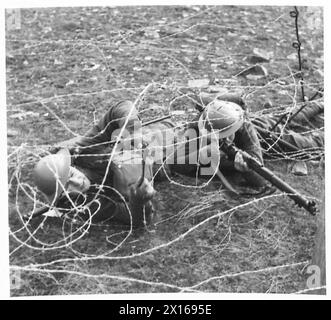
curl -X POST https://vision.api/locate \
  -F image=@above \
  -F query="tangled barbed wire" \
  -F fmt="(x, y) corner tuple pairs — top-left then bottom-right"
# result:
(7, 6), (324, 295)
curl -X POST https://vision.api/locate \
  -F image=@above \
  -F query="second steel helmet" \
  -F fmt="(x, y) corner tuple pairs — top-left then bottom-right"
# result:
(33, 148), (71, 203)
(198, 100), (244, 139)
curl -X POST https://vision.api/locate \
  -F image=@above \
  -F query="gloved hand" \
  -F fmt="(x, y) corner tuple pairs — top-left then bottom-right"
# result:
(128, 178), (156, 228)
(48, 145), (80, 157)
(234, 151), (249, 172)
(48, 136), (83, 155)
(48, 145), (62, 154)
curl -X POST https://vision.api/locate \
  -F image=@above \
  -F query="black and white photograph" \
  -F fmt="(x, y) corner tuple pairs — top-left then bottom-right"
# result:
(5, 2), (326, 299)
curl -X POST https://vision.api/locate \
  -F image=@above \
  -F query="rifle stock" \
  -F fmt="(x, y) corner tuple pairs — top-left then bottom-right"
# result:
(220, 142), (317, 215)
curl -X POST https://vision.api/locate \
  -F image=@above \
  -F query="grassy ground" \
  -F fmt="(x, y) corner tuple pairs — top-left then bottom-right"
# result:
(6, 6), (324, 296)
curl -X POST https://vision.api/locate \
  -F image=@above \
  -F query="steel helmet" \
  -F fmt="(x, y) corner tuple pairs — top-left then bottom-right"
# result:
(198, 100), (244, 139)
(34, 148), (71, 203)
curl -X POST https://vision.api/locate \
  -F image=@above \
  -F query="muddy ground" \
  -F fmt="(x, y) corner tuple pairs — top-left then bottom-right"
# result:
(6, 6), (324, 296)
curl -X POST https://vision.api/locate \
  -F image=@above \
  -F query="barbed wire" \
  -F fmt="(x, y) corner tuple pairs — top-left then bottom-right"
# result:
(7, 6), (324, 295)
(10, 259), (310, 293)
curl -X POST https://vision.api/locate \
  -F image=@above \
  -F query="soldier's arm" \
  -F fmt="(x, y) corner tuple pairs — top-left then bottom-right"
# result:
(49, 101), (141, 156)
(233, 120), (266, 187)
(74, 100), (141, 151)
(234, 120), (264, 163)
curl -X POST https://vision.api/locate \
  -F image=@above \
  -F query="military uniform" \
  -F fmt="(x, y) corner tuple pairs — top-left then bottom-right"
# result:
(57, 99), (177, 226)
(185, 91), (323, 152)
(58, 100), (154, 226)
(53, 97), (324, 223)
(168, 116), (265, 188)
(169, 94), (324, 189)
(252, 101), (324, 153)
(168, 93), (266, 188)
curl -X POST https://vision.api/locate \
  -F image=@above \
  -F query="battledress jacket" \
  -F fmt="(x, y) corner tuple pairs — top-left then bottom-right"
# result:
(187, 92), (324, 152)
(252, 101), (324, 152)
(169, 116), (266, 188)
(64, 100), (150, 226)
(62, 100), (175, 226)
(62, 98), (322, 223)
(177, 94), (324, 189)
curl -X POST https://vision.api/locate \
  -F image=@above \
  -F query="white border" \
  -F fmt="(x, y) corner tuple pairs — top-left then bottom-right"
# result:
(1, 0), (329, 300)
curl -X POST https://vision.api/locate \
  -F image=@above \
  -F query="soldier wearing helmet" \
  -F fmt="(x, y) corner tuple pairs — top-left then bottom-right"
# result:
(172, 91), (323, 189)
(33, 100), (159, 228)
(167, 95), (266, 190)
(33, 93), (323, 224)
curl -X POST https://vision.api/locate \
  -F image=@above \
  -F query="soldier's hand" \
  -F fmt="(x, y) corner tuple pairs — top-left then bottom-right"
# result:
(48, 145), (81, 157)
(234, 151), (249, 172)
(137, 178), (155, 202)
(48, 145), (62, 154)
(130, 178), (155, 203)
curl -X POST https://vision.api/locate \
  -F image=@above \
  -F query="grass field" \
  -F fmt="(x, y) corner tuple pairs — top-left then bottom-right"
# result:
(6, 6), (324, 296)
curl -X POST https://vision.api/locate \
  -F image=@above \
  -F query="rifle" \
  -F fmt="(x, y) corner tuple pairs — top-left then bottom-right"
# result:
(220, 141), (317, 215)
(107, 114), (172, 147)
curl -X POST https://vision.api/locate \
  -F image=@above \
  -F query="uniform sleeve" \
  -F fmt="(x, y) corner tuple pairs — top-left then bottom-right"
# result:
(64, 100), (141, 171)
(73, 100), (141, 152)
(233, 120), (266, 188)
(289, 101), (324, 127)
(234, 120), (263, 163)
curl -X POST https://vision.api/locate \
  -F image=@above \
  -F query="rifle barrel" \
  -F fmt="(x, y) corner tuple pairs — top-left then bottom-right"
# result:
(221, 143), (317, 215)
(142, 114), (172, 127)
